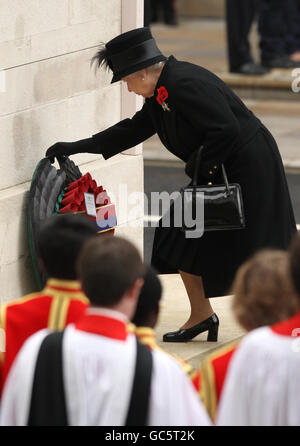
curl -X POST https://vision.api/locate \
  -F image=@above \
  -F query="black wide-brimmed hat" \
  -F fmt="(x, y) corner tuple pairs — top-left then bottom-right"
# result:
(97, 27), (167, 83)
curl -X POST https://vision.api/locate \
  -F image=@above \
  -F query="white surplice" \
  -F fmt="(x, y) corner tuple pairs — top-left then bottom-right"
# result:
(217, 314), (300, 426)
(0, 308), (211, 426)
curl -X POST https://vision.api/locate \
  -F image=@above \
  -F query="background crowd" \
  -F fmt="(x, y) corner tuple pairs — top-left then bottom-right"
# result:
(144, 0), (300, 74)
(226, 0), (300, 74)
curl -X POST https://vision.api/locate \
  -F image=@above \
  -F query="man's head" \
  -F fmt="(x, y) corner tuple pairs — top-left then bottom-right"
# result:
(77, 236), (145, 319)
(231, 249), (298, 332)
(131, 266), (162, 328)
(37, 214), (98, 280)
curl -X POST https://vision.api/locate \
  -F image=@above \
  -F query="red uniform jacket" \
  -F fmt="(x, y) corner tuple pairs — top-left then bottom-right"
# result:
(0, 278), (89, 393)
(192, 341), (239, 420)
(271, 309), (300, 337)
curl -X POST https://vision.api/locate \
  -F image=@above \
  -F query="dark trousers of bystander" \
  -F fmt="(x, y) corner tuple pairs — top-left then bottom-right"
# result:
(144, 0), (152, 27)
(259, 0), (300, 62)
(150, 0), (177, 26)
(226, 0), (260, 72)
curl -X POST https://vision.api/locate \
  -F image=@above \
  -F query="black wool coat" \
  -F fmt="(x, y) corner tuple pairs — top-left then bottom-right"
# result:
(93, 56), (296, 298)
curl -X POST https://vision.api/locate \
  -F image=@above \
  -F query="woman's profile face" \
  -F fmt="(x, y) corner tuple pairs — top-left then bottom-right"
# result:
(122, 71), (156, 98)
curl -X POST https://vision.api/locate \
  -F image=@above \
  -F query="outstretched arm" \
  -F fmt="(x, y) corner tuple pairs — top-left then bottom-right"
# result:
(46, 103), (156, 162)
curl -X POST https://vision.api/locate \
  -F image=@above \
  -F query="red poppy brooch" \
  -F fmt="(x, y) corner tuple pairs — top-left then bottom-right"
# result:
(156, 86), (171, 112)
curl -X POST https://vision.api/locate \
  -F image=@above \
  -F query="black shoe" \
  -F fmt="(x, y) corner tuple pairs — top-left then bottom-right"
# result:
(261, 55), (295, 69)
(163, 313), (219, 343)
(231, 62), (269, 75)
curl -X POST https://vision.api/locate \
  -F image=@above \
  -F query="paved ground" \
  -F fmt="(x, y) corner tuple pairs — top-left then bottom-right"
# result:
(156, 274), (245, 369)
(151, 18), (241, 72)
(150, 18), (295, 85)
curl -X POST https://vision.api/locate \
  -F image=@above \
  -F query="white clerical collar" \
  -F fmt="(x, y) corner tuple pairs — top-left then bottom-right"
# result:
(86, 307), (129, 323)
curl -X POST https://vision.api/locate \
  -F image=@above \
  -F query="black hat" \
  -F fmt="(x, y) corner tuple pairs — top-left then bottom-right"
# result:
(98, 27), (167, 83)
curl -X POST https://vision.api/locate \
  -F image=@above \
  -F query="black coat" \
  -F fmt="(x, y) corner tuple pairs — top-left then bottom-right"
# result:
(93, 56), (296, 297)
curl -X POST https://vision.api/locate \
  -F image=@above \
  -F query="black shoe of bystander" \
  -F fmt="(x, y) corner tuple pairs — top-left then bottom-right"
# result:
(261, 55), (296, 69)
(231, 62), (269, 75)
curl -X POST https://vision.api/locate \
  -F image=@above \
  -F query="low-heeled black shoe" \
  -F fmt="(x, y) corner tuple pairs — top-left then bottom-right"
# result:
(163, 313), (219, 343)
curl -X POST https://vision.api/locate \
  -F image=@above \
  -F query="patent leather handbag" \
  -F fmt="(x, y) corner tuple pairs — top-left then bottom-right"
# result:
(181, 146), (246, 233)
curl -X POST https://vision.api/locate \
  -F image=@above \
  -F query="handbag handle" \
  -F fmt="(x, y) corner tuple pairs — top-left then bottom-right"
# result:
(192, 146), (231, 194)
(192, 145), (204, 186)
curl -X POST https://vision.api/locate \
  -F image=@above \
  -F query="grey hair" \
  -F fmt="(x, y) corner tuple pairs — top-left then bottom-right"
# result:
(126, 61), (166, 79)
(145, 61), (166, 74)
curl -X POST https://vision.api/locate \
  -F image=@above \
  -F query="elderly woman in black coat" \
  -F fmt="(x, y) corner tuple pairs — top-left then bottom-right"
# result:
(46, 27), (296, 343)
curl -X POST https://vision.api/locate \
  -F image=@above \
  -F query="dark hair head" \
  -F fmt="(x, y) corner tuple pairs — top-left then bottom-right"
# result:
(77, 236), (145, 307)
(231, 249), (298, 331)
(131, 265), (162, 327)
(290, 232), (300, 300)
(37, 214), (98, 280)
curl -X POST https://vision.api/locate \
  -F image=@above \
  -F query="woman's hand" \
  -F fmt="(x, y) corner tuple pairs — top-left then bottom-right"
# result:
(46, 142), (76, 162)
(46, 137), (100, 162)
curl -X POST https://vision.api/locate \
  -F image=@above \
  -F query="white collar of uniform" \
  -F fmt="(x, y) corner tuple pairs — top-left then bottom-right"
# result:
(86, 306), (129, 323)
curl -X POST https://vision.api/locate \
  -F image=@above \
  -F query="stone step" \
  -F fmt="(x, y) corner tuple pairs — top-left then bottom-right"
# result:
(219, 70), (299, 101)
(155, 274), (245, 369)
(244, 98), (300, 116)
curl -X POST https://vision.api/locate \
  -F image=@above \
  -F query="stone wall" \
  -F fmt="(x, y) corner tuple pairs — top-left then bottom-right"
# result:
(0, 0), (144, 302)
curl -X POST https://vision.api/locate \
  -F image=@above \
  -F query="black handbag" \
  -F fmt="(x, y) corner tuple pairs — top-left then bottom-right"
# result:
(181, 146), (245, 235)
